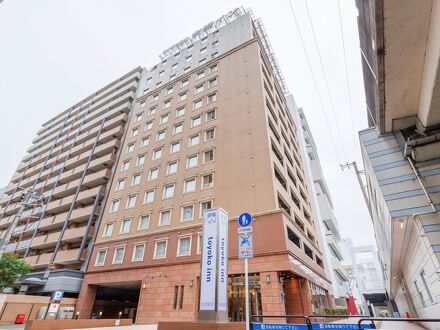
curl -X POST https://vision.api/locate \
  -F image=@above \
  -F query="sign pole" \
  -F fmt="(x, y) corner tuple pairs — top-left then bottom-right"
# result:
(245, 257), (250, 330)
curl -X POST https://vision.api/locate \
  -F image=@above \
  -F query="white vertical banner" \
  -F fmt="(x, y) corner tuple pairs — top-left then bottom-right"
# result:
(200, 209), (219, 310)
(217, 209), (228, 311)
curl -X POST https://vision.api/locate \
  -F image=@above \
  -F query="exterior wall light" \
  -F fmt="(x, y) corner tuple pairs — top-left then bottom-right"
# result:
(189, 279), (194, 287)
(266, 275), (271, 283)
(142, 283), (147, 289)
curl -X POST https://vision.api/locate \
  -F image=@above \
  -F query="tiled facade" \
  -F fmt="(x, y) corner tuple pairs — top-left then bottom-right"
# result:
(78, 11), (330, 324)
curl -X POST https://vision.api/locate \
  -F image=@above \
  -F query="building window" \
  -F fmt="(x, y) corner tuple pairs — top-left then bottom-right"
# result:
(163, 184), (175, 199)
(211, 51), (218, 58)
(193, 99), (203, 110)
(145, 120), (153, 131)
(191, 116), (201, 127)
(144, 189), (155, 204)
(181, 205), (194, 222)
(209, 63), (218, 73)
(207, 93), (217, 104)
(154, 240), (168, 259)
(170, 73), (176, 79)
(140, 101), (146, 109)
(159, 210), (171, 226)
(177, 236), (192, 257)
(136, 114), (143, 122)
(127, 143), (135, 153)
(152, 94), (159, 102)
(165, 138), (179, 152)
(131, 173), (141, 186)
(196, 71), (205, 80)
(132, 243), (145, 262)
(197, 234), (202, 254)
(112, 246), (125, 264)
(172, 63), (178, 70)
(136, 154), (146, 166)
(199, 58), (206, 64)
(131, 127), (139, 137)
(179, 92), (187, 102)
(156, 129), (166, 141)
(175, 52), (180, 59)
(159, 70), (164, 77)
(149, 106), (157, 116)
(201, 36), (208, 43)
(205, 128), (215, 141)
(202, 173), (213, 189)
(184, 178), (196, 193)
(187, 154), (198, 168)
(152, 148), (163, 160)
(420, 270), (433, 304)
(138, 214), (150, 231)
(146, 77), (152, 84)
(141, 136), (150, 148)
(148, 167), (159, 181)
(206, 109), (216, 121)
(208, 78), (217, 88)
(195, 84), (204, 94)
(200, 47), (207, 55)
(160, 113), (169, 125)
(126, 195), (137, 209)
(95, 249), (107, 266)
(166, 86), (174, 95)
(186, 55), (192, 62)
(200, 200), (212, 218)
(115, 178), (125, 191)
(120, 218), (131, 234)
(110, 199), (120, 213)
(203, 149), (214, 163)
(181, 79), (188, 88)
(173, 122), (183, 134)
(167, 160), (178, 175)
(176, 106), (185, 118)
(189, 134), (200, 147)
(164, 99), (171, 109)
(212, 40), (218, 47)
(184, 66), (190, 73)
(103, 222), (114, 237)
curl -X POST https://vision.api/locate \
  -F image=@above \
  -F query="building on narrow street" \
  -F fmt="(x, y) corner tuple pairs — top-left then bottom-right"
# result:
(356, 0), (440, 326)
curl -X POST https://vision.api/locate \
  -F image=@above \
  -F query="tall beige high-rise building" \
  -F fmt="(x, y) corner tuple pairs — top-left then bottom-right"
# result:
(77, 8), (330, 324)
(0, 8), (331, 325)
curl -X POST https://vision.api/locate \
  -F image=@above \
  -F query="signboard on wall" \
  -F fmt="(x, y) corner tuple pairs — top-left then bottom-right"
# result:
(217, 209), (228, 311)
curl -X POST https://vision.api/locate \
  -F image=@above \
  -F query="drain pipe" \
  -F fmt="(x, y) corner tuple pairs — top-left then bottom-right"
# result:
(406, 157), (436, 213)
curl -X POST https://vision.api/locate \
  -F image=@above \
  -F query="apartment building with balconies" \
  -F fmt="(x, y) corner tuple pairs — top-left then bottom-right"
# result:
(76, 8), (331, 324)
(0, 67), (143, 297)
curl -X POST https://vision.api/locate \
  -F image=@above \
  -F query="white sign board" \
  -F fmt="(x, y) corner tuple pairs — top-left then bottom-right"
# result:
(200, 209), (219, 310)
(238, 233), (253, 259)
(217, 209), (228, 311)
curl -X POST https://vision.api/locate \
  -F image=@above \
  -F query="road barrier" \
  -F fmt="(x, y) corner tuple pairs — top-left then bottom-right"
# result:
(358, 317), (440, 330)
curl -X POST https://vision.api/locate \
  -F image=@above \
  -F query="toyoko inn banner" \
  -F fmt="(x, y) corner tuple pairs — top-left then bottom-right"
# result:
(199, 208), (229, 312)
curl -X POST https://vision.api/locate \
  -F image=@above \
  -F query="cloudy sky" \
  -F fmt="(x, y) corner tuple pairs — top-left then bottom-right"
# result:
(0, 0), (375, 246)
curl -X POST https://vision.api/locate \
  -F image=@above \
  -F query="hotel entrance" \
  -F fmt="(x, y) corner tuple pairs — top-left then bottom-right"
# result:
(228, 274), (262, 322)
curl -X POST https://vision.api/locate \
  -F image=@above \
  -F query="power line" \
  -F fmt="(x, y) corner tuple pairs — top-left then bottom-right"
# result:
(287, 0), (343, 164)
(303, 0), (347, 160)
(337, 0), (357, 158)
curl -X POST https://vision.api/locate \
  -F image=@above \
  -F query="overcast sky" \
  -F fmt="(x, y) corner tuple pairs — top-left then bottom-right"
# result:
(0, 0), (375, 246)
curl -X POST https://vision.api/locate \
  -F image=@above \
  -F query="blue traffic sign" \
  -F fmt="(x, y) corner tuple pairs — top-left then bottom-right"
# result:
(238, 212), (252, 227)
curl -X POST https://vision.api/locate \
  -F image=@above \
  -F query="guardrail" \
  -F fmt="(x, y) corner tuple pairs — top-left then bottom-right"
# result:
(358, 317), (440, 330)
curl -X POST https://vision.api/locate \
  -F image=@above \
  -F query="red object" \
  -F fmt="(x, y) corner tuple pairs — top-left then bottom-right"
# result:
(15, 314), (25, 324)
(406, 312), (411, 318)
(347, 295), (357, 315)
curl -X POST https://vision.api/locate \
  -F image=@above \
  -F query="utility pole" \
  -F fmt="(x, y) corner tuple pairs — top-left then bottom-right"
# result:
(340, 161), (373, 219)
